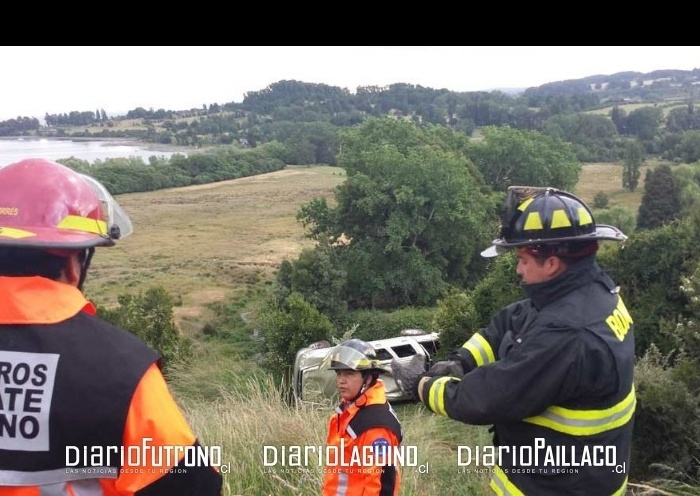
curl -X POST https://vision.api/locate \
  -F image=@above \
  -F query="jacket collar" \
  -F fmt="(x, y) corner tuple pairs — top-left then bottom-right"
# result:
(0, 276), (95, 324)
(522, 255), (601, 310)
(336, 380), (387, 413)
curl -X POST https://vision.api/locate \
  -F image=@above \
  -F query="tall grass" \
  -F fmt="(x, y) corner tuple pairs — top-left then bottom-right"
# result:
(171, 349), (492, 496)
(170, 308), (698, 495)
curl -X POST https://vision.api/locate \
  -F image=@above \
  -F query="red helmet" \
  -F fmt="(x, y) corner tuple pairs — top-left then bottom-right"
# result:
(0, 158), (132, 250)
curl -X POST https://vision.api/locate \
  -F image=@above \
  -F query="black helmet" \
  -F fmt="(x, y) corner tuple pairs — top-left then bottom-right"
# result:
(321, 339), (384, 373)
(481, 186), (626, 258)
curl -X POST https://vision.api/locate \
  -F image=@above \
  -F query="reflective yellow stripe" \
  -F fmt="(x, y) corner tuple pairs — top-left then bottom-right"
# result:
(518, 198), (533, 211)
(550, 209), (572, 228)
(0, 226), (36, 238)
(462, 333), (495, 367)
(524, 387), (636, 436)
(612, 476), (628, 496)
(428, 376), (458, 416)
(523, 212), (543, 230)
(490, 465), (525, 496)
(578, 207), (593, 226)
(491, 466), (627, 496)
(57, 215), (107, 235)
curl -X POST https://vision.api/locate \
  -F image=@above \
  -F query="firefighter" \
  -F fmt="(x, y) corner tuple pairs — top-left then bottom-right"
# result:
(0, 158), (222, 495)
(321, 339), (402, 496)
(393, 186), (634, 496)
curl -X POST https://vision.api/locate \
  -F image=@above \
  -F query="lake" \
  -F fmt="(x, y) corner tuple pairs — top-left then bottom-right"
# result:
(0, 138), (187, 167)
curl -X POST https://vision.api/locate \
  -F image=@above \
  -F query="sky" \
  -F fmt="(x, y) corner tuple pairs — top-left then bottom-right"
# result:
(1, 46), (698, 122)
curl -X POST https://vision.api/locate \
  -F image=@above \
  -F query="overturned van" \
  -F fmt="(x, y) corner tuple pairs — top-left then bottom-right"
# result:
(292, 330), (440, 403)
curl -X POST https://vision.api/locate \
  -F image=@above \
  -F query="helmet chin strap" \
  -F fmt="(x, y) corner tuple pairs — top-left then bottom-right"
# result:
(77, 248), (95, 291)
(348, 373), (376, 403)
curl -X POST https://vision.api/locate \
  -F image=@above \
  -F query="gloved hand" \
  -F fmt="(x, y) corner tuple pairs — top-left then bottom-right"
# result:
(425, 359), (464, 378)
(391, 355), (428, 400)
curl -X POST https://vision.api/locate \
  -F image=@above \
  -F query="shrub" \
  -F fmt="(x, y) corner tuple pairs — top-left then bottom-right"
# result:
(593, 191), (610, 209)
(632, 345), (700, 482)
(257, 292), (335, 382)
(98, 286), (192, 372)
(432, 290), (479, 357)
(333, 306), (438, 342)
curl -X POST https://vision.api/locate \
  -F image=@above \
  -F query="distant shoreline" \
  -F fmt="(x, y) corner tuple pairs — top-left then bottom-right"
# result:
(0, 136), (194, 154)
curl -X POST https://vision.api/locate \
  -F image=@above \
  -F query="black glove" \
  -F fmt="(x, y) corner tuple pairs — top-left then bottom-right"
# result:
(391, 355), (428, 400)
(425, 359), (464, 378)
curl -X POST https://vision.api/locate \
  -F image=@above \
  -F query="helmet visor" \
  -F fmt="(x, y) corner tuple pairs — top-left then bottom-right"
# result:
(320, 344), (379, 372)
(78, 173), (133, 240)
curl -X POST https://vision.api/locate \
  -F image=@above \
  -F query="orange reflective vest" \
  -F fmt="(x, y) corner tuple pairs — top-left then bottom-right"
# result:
(0, 276), (222, 495)
(321, 381), (402, 496)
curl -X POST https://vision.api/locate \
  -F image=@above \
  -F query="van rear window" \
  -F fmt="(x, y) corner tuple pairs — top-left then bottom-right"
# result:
(390, 344), (417, 358)
(375, 348), (393, 361)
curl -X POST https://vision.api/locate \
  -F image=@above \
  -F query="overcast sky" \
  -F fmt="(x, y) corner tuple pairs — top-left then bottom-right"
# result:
(1, 46), (698, 122)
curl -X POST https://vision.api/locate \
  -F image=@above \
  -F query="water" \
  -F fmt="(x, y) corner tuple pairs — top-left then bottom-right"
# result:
(0, 138), (186, 167)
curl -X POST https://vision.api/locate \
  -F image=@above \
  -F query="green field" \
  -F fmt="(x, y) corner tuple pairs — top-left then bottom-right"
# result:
(86, 165), (345, 334)
(574, 162), (650, 211)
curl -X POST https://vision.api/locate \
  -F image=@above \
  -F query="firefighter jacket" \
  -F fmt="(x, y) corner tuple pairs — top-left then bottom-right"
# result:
(0, 276), (222, 495)
(322, 380), (402, 496)
(418, 256), (635, 496)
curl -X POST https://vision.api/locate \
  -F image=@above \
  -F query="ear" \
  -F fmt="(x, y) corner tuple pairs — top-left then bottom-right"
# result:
(546, 256), (567, 277)
(60, 254), (83, 287)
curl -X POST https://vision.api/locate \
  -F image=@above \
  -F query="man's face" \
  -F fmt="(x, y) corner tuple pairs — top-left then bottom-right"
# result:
(515, 247), (557, 285)
(335, 369), (365, 401)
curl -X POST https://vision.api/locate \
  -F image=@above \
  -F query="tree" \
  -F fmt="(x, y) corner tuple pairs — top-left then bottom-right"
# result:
(274, 242), (348, 320)
(625, 106), (663, 141)
(544, 113), (618, 147)
(297, 117), (497, 309)
(466, 125), (581, 191)
(678, 130), (700, 163)
(610, 105), (627, 134)
(637, 164), (681, 230)
(673, 163), (700, 218)
(622, 140), (643, 191)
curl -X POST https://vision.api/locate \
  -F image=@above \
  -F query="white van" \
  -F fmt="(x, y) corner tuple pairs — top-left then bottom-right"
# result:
(292, 331), (440, 403)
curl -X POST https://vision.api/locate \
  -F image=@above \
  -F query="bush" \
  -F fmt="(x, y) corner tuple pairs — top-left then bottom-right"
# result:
(594, 206), (636, 237)
(432, 290), (479, 357)
(429, 254), (521, 358)
(98, 286), (192, 372)
(632, 345), (700, 482)
(257, 292), (335, 382)
(593, 191), (610, 209)
(334, 307), (438, 342)
(469, 253), (522, 326)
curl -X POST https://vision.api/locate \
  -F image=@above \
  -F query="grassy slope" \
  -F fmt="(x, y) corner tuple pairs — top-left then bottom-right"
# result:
(86, 165), (345, 335)
(93, 163), (673, 495)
